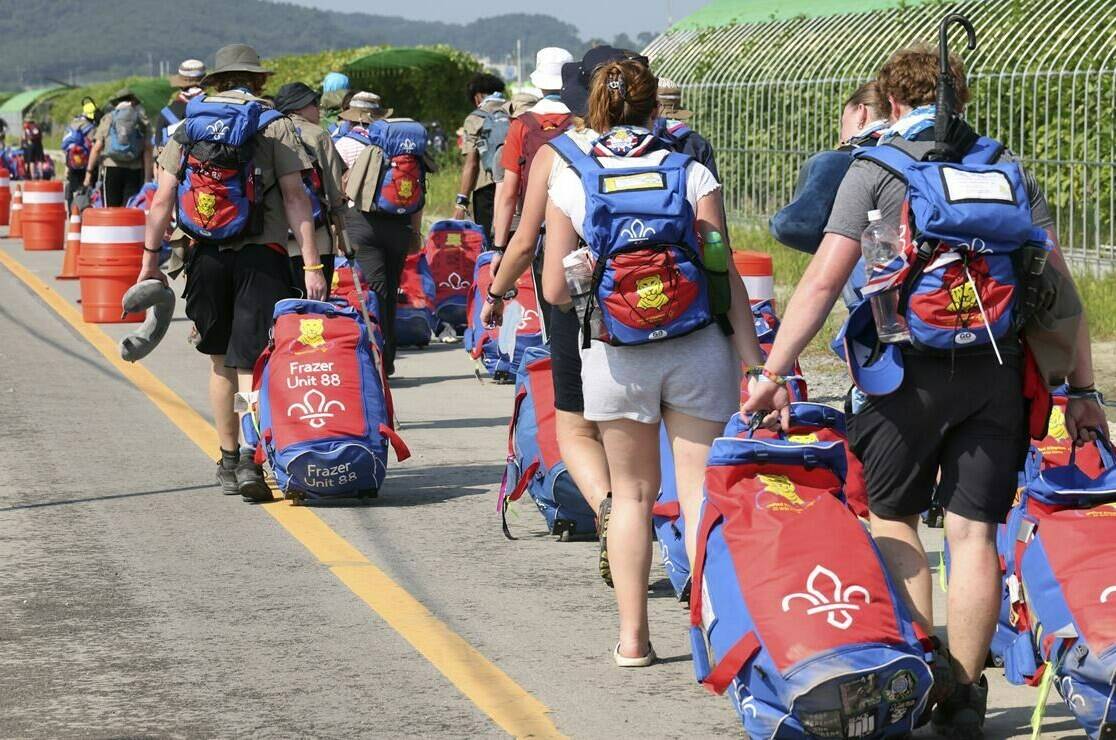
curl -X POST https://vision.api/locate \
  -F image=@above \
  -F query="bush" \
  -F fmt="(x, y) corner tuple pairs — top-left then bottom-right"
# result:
(343, 46), (481, 127)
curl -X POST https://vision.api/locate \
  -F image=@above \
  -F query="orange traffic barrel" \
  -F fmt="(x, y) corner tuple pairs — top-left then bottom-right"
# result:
(57, 206), (82, 280)
(77, 207), (146, 323)
(8, 184), (23, 238)
(0, 168), (10, 226)
(21, 180), (66, 251)
(733, 251), (775, 305)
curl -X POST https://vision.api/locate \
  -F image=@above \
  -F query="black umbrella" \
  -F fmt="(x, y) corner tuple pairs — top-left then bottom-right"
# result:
(928, 14), (978, 163)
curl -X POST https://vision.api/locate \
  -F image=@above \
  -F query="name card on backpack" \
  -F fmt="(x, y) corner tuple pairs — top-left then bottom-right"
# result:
(941, 167), (1016, 204)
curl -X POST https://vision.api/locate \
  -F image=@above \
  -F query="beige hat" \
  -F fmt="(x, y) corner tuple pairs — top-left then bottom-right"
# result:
(508, 91), (541, 118)
(203, 44), (272, 83)
(339, 91), (393, 123)
(530, 47), (574, 91)
(170, 59), (206, 88)
(657, 77), (693, 120)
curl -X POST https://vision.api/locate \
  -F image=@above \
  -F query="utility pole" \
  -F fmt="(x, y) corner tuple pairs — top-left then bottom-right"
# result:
(516, 39), (523, 86)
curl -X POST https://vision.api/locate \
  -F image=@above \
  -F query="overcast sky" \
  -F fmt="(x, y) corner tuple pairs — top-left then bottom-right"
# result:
(285, 0), (710, 38)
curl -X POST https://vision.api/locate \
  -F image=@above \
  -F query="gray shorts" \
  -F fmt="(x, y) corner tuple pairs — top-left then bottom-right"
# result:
(581, 324), (741, 425)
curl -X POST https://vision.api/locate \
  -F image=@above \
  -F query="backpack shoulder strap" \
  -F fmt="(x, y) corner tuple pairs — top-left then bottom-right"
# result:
(160, 106), (180, 125)
(520, 112), (542, 134)
(258, 108), (284, 132)
(549, 134), (592, 175)
(854, 142), (916, 183)
(962, 136), (1006, 166)
(344, 128), (373, 146)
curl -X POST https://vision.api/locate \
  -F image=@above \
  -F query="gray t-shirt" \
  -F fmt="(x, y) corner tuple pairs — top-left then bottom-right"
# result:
(825, 139), (1054, 241)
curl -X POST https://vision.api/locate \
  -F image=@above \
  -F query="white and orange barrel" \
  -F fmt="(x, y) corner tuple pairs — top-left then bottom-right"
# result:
(733, 251), (775, 305)
(0, 168), (11, 226)
(77, 207), (146, 323)
(21, 180), (67, 251)
(8, 183), (23, 238)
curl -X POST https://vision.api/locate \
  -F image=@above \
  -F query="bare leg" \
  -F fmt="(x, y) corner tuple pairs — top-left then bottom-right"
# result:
(598, 418), (661, 659)
(556, 410), (610, 511)
(662, 408), (724, 564)
(870, 513), (933, 629)
(943, 512), (1000, 682)
(209, 355), (239, 452)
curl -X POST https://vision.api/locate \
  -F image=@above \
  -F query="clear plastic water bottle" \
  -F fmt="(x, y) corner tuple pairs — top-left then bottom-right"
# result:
(861, 210), (910, 343)
(562, 247), (602, 338)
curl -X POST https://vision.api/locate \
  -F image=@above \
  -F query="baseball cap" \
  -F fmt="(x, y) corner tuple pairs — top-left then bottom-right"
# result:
(560, 45), (649, 118)
(840, 300), (905, 395)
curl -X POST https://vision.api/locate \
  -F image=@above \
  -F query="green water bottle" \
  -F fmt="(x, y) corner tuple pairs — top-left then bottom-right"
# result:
(703, 231), (732, 317)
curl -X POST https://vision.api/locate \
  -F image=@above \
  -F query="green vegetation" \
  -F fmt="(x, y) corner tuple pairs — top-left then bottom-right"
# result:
(345, 47), (482, 129)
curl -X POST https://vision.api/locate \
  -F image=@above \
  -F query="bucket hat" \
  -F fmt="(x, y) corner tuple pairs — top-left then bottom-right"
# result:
(657, 77), (692, 120)
(839, 300), (905, 396)
(530, 47), (574, 91)
(274, 82), (320, 114)
(508, 91), (540, 118)
(109, 87), (139, 104)
(203, 44), (272, 83)
(560, 46), (649, 117)
(169, 59), (207, 89)
(339, 91), (393, 123)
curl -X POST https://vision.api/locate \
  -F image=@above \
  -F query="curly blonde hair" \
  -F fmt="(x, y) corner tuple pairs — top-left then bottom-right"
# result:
(878, 44), (970, 109)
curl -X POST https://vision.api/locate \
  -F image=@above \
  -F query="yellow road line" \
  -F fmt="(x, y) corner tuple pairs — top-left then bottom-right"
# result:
(0, 248), (563, 739)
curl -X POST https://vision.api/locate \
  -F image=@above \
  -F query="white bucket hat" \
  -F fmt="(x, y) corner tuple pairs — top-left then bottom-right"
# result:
(530, 47), (574, 91)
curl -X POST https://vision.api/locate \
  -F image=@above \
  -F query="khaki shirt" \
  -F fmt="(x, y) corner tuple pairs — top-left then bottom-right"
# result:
(287, 113), (346, 257)
(94, 103), (150, 169)
(158, 90), (313, 251)
(461, 97), (508, 191)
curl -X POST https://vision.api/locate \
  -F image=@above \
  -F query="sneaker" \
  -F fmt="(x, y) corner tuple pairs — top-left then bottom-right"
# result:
(597, 494), (613, 588)
(216, 459), (239, 495)
(236, 452), (273, 503)
(931, 675), (988, 739)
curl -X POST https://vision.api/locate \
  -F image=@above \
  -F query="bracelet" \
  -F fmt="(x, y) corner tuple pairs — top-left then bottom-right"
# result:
(1068, 383), (1096, 394)
(303, 263), (324, 272)
(487, 286), (518, 301)
(745, 365), (788, 386)
(1068, 389), (1107, 405)
(455, 193), (470, 207)
(143, 245), (162, 254)
(490, 246), (506, 254)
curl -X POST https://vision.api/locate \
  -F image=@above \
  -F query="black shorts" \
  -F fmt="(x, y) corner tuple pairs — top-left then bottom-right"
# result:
(550, 305), (584, 413)
(184, 243), (294, 370)
(846, 350), (1028, 523)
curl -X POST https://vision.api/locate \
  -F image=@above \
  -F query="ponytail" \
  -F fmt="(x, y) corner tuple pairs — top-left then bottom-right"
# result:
(586, 60), (658, 134)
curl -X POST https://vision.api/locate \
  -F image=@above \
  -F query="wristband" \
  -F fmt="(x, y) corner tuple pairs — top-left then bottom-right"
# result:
(745, 365), (788, 386)
(1068, 388), (1108, 406)
(455, 193), (470, 207)
(490, 246), (506, 254)
(303, 263), (324, 272)
(143, 245), (162, 254)
(1068, 383), (1096, 394)
(487, 286), (518, 302)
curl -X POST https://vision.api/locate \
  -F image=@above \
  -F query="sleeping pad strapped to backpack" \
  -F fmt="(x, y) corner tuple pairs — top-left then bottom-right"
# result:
(464, 250), (544, 382)
(424, 219), (486, 333)
(245, 298), (408, 503)
(395, 252), (438, 348)
(689, 415), (934, 738)
(343, 119), (428, 216)
(498, 345), (597, 540)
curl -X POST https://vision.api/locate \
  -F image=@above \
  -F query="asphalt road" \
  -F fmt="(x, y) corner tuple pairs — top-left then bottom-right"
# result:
(0, 230), (1086, 738)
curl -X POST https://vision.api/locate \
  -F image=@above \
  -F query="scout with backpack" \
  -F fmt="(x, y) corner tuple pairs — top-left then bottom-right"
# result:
(342, 118), (429, 216)
(516, 110), (571, 202)
(61, 117), (94, 172)
(107, 103), (146, 163)
(473, 103), (510, 182)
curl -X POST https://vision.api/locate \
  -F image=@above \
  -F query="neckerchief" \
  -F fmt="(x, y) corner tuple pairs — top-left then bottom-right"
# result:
(881, 105), (936, 142)
(843, 119), (890, 147)
(591, 126), (659, 158)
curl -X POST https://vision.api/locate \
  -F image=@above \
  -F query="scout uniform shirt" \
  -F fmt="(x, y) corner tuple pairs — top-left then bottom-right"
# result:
(287, 112), (347, 258)
(157, 90), (313, 251)
(461, 94), (508, 190)
(94, 102), (151, 169)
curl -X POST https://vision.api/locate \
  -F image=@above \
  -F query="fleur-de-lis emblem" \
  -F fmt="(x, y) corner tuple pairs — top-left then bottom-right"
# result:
(621, 219), (656, 243)
(518, 309), (538, 331)
(1101, 585), (1116, 603)
(439, 273), (469, 291)
(286, 389), (345, 429)
(205, 119), (230, 141)
(781, 565), (870, 630)
(734, 687), (759, 719)
(1059, 676), (1087, 709)
(400, 138), (417, 153)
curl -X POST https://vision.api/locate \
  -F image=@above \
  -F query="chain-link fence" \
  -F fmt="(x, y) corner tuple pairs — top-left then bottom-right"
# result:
(645, 0), (1116, 269)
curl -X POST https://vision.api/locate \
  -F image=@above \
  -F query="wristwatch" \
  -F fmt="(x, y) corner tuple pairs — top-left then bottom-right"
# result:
(455, 193), (470, 207)
(485, 286), (518, 304)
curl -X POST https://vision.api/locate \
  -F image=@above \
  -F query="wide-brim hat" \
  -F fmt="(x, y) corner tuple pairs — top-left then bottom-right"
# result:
(202, 43), (272, 83)
(109, 87), (138, 104)
(657, 78), (692, 120)
(170, 59), (207, 88)
(530, 47), (574, 91)
(839, 300), (905, 396)
(560, 45), (649, 117)
(274, 82), (320, 114)
(339, 91), (392, 123)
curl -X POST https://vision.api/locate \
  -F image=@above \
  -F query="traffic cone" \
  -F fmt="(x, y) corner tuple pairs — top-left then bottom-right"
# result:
(8, 184), (23, 239)
(57, 204), (82, 279)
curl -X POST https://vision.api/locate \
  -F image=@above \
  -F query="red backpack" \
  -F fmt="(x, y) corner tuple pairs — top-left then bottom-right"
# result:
(516, 112), (571, 202)
(424, 219), (486, 331)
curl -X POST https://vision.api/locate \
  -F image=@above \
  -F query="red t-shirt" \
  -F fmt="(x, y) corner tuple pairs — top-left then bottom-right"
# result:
(499, 112), (572, 178)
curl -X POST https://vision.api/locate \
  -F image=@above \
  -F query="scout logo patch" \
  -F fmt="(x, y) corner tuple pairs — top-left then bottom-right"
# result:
(635, 275), (669, 310)
(948, 281), (977, 314)
(445, 233), (462, 246)
(756, 473), (810, 512)
(398, 179), (414, 200)
(196, 192), (217, 220)
(297, 319), (326, 349)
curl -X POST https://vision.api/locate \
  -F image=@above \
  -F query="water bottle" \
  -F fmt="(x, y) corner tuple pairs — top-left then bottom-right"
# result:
(562, 247), (602, 337)
(860, 210), (910, 343)
(703, 230), (731, 316)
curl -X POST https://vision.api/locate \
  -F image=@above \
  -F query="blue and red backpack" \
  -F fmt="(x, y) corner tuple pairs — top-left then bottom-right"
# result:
(499, 345), (596, 540)
(853, 136), (1046, 352)
(424, 220), (486, 332)
(395, 251), (438, 348)
(246, 298), (407, 502)
(464, 250), (544, 382)
(61, 120), (94, 172)
(550, 132), (714, 347)
(174, 93), (283, 243)
(343, 119), (427, 216)
(690, 423), (934, 737)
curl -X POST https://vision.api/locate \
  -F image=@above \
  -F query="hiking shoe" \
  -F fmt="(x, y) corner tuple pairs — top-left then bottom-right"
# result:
(927, 636), (957, 707)
(931, 675), (988, 739)
(236, 452), (273, 503)
(597, 494), (613, 588)
(216, 459), (239, 495)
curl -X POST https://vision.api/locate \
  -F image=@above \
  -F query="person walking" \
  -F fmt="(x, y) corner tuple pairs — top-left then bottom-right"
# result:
(135, 43), (324, 503)
(153, 59), (207, 154)
(60, 106), (96, 210)
(523, 58), (764, 666)
(84, 88), (152, 206)
(20, 118), (47, 180)
(743, 45), (1107, 738)
(453, 73), (508, 240)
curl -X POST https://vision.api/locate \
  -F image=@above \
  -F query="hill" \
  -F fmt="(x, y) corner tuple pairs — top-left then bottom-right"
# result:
(0, 0), (649, 88)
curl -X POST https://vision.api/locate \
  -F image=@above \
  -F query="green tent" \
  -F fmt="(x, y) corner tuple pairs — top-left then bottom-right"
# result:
(0, 85), (63, 133)
(343, 47), (480, 127)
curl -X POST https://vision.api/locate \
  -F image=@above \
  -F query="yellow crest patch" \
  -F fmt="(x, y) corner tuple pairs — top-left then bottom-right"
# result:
(635, 274), (669, 310)
(1048, 405), (1068, 441)
(196, 192), (217, 219)
(446, 233), (462, 246)
(758, 474), (806, 507)
(787, 432), (819, 444)
(398, 179), (414, 199)
(948, 282), (977, 313)
(297, 319), (326, 349)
